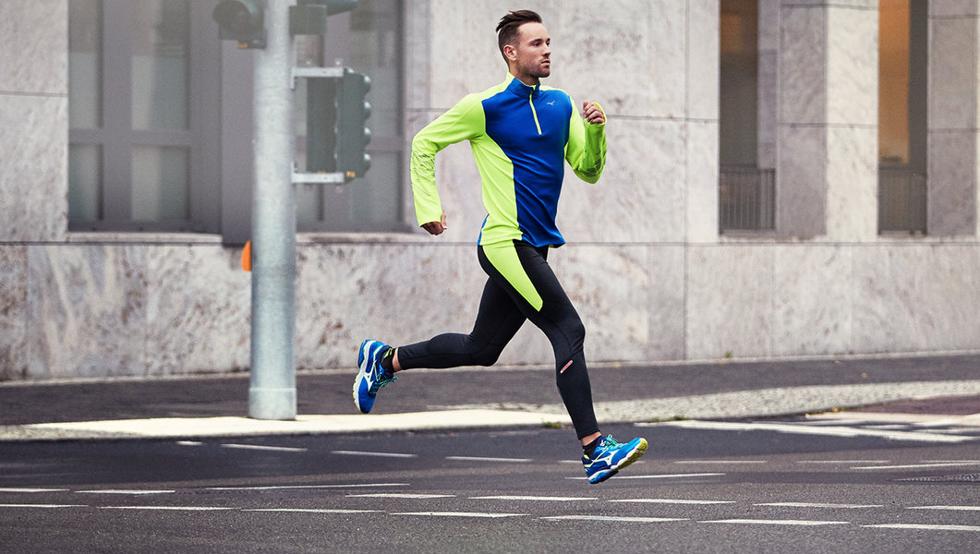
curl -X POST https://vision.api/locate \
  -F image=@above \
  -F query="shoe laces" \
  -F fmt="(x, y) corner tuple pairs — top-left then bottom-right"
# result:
(600, 434), (620, 450)
(369, 371), (396, 394)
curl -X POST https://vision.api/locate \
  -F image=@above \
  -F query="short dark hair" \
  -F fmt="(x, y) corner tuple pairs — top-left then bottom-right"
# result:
(496, 10), (542, 62)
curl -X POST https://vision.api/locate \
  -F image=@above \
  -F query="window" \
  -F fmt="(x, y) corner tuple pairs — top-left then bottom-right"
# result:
(718, 0), (774, 232)
(295, 0), (407, 232)
(878, 0), (927, 234)
(69, 0), (221, 232)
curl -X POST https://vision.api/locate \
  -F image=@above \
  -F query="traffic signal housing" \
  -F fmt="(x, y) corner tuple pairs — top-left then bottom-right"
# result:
(213, 0), (266, 49)
(336, 69), (372, 181)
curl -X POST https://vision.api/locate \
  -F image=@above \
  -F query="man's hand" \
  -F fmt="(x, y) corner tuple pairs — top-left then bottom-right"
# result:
(582, 101), (605, 125)
(421, 212), (448, 235)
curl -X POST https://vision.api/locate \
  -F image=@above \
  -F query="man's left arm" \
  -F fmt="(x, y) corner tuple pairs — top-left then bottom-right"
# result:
(565, 97), (607, 184)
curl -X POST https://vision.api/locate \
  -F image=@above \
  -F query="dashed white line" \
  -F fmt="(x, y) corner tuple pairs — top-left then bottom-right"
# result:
(609, 499), (735, 505)
(907, 505), (980, 512)
(851, 462), (980, 470)
(347, 493), (454, 499)
(391, 511), (525, 518)
(702, 519), (849, 526)
(445, 456), (531, 463)
(863, 523), (980, 532)
(542, 515), (688, 523)
(101, 506), (235, 511)
(796, 460), (890, 464)
(221, 444), (307, 453)
(755, 502), (883, 509)
(919, 459), (980, 463)
(205, 483), (409, 491)
(0, 488), (69, 493)
(673, 460), (767, 465)
(0, 504), (86, 509)
(566, 473), (724, 481)
(648, 420), (972, 443)
(76, 490), (175, 495)
(471, 496), (595, 502)
(245, 508), (383, 514)
(330, 450), (417, 459)
(176, 441), (203, 446)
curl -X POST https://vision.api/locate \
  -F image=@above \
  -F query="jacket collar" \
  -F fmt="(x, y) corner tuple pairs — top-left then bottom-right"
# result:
(504, 73), (540, 98)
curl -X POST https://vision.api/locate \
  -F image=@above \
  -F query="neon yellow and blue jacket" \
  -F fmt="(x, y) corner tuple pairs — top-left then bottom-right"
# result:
(410, 74), (607, 247)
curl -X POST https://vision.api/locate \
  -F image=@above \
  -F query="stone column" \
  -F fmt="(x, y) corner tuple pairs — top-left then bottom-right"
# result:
(777, 0), (878, 240)
(928, 2), (980, 237)
(687, 0), (720, 242)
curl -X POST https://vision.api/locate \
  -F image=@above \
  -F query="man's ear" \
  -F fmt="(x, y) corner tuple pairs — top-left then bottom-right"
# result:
(503, 44), (518, 62)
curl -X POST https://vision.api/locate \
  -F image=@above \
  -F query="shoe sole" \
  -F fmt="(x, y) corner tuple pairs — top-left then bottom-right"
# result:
(353, 340), (373, 414)
(589, 438), (649, 485)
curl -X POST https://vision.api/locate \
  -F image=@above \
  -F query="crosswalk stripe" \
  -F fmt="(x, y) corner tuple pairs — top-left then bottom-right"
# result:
(609, 499), (734, 505)
(347, 493), (453, 499)
(221, 444), (307, 453)
(392, 511), (524, 518)
(331, 450), (417, 458)
(702, 519), (849, 526)
(471, 496), (595, 502)
(541, 515), (687, 523)
(863, 523), (980, 532)
(907, 505), (980, 511)
(755, 502), (883, 509)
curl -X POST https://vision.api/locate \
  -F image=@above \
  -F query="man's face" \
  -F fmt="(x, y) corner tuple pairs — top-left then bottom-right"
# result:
(508, 22), (551, 79)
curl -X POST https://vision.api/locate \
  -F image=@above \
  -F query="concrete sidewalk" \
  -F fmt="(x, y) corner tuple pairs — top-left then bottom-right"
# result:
(1, 354), (979, 441)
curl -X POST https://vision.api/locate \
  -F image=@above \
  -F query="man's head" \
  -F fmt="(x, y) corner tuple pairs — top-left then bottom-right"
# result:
(496, 10), (551, 81)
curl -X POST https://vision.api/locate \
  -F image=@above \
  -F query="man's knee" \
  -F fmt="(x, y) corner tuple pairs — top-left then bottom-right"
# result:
(470, 347), (502, 367)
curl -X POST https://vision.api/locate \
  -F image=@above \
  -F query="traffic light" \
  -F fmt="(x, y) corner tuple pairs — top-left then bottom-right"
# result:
(213, 0), (266, 49)
(336, 69), (371, 180)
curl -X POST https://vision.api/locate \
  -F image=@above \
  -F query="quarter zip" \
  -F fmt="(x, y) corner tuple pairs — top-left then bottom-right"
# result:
(528, 91), (543, 135)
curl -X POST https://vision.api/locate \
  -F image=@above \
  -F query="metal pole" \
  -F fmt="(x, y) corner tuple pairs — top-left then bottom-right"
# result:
(249, 0), (296, 420)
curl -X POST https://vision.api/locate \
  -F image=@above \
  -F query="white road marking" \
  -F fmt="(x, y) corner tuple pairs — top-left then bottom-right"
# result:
(566, 473), (724, 481)
(907, 505), (980, 512)
(76, 490), (175, 495)
(851, 462), (980, 470)
(609, 499), (734, 505)
(755, 502), (883, 509)
(863, 523), (980, 532)
(221, 443), (307, 453)
(919, 459), (980, 463)
(391, 511), (525, 518)
(702, 519), (849, 526)
(176, 441), (203, 446)
(330, 450), (417, 458)
(445, 456), (531, 463)
(347, 493), (454, 499)
(101, 506), (235, 511)
(541, 515), (688, 523)
(796, 460), (890, 464)
(245, 508), (383, 514)
(470, 496), (595, 502)
(0, 488), (69, 493)
(648, 420), (972, 443)
(673, 460), (767, 465)
(206, 483), (409, 491)
(0, 504), (86, 509)
(863, 424), (909, 430)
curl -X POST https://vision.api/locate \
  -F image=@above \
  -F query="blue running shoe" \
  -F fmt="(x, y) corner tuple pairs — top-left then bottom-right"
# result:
(582, 434), (649, 484)
(353, 339), (397, 414)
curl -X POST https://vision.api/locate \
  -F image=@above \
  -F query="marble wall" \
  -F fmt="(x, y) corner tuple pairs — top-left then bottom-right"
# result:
(928, 2), (980, 237)
(0, 0), (68, 242)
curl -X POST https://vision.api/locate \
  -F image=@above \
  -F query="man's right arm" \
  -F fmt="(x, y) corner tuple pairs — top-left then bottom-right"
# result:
(410, 94), (484, 229)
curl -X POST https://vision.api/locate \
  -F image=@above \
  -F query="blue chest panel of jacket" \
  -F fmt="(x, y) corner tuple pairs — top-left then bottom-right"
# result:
(482, 78), (572, 247)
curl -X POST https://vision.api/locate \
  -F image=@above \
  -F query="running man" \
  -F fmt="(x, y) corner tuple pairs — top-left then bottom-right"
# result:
(353, 10), (647, 484)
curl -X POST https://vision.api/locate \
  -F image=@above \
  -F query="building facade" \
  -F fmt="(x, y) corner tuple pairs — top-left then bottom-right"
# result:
(1, 0), (979, 381)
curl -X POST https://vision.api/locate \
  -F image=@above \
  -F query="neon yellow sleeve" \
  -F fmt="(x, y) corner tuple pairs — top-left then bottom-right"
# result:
(564, 98), (607, 184)
(409, 94), (485, 226)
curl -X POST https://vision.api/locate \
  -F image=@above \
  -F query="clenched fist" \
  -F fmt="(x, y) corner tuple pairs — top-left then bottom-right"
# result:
(582, 101), (605, 125)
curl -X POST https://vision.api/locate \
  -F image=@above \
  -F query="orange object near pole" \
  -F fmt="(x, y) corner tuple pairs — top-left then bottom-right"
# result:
(241, 240), (252, 272)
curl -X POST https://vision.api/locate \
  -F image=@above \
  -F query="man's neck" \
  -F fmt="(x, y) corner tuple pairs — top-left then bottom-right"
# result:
(509, 69), (539, 87)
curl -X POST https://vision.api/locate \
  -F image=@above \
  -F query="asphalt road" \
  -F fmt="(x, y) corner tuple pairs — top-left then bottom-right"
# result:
(1, 418), (979, 553)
